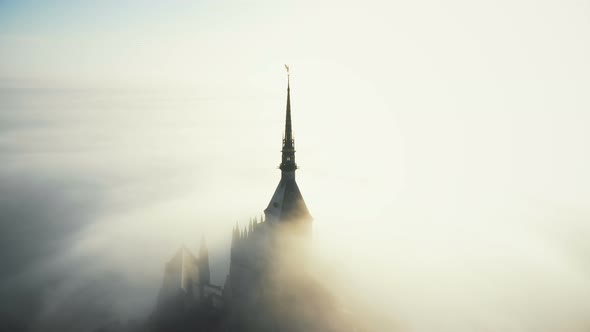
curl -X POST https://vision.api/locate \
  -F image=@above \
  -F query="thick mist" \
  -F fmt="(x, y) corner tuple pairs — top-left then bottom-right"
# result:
(2, 1), (590, 331)
(1, 85), (589, 331)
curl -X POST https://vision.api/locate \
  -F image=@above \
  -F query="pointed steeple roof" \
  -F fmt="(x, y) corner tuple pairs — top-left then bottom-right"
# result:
(280, 64), (297, 172)
(265, 66), (312, 224)
(164, 245), (199, 292)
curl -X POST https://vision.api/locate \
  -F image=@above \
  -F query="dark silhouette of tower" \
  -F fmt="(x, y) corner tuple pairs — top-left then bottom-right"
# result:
(220, 67), (329, 332)
(264, 67), (313, 230)
(148, 68), (353, 332)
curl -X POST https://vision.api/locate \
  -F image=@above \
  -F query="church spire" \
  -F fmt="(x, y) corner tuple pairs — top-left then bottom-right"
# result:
(280, 64), (297, 173)
(264, 66), (312, 225)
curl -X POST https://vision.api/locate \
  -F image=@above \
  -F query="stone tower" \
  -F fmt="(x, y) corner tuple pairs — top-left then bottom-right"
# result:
(223, 67), (314, 331)
(264, 65), (313, 231)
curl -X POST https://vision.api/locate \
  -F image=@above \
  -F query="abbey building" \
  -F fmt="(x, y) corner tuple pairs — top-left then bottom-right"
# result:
(152, 71), (349, 332)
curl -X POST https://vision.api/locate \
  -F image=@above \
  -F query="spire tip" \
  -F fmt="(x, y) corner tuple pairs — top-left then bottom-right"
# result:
(285, 64), (290, 88)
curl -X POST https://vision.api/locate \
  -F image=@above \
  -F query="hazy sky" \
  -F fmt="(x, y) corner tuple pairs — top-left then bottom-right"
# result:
(1, 1), (590, 331)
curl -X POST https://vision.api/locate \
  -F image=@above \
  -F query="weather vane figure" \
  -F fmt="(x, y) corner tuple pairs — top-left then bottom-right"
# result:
(285, 64), (290, 86)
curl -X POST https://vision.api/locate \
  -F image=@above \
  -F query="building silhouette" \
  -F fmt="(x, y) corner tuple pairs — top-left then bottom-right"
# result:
(151, 70), (351, 332)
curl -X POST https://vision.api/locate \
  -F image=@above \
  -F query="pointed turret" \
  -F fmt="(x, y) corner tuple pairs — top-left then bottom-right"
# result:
(198, 236), (210, 286)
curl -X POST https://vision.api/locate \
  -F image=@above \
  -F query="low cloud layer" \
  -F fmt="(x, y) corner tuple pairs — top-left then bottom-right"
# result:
(1, 76), (590, 332)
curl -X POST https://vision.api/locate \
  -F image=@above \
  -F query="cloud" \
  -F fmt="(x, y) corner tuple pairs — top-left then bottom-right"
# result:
(0, 170), (105, 330)
(0, 87), (237, 331)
